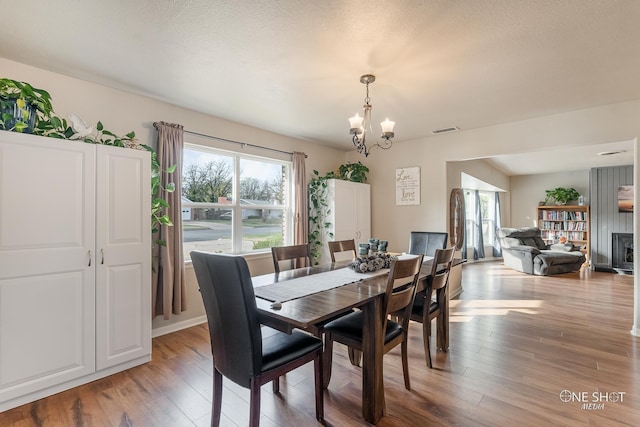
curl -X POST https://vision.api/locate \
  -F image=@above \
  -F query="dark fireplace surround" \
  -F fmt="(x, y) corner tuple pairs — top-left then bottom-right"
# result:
(612, 233), (633, 274)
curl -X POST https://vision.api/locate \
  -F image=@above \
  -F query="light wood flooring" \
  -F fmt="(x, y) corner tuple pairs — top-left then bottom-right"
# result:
(1, 261), (638, 426)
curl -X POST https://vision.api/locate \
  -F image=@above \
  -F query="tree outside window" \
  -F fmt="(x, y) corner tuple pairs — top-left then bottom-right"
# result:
(181, 144), (291, 259)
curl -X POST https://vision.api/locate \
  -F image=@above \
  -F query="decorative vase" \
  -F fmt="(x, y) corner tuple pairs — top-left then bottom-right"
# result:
(358, 243), (370, 256)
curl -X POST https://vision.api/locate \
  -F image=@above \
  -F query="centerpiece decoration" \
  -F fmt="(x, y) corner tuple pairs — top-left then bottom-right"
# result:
(350, 252), (396, 273)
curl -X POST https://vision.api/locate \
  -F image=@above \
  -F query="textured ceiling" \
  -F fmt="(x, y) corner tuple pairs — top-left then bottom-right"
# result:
(1, 1), (639, 173)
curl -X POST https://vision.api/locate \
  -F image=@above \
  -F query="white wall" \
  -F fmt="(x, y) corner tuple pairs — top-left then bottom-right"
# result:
(447, 158), (511, 229)
(349, 100), (640, 253)
(1, 57), (348, 334)
(510, 170), (589, 228)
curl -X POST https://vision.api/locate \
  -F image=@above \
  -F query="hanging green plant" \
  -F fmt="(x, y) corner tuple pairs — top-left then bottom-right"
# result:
(308, 169), (334, 264)
(142, 145), (176, 248)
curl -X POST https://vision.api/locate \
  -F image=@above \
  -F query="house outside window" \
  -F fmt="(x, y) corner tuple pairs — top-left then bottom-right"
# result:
(182, 143), (292, 259)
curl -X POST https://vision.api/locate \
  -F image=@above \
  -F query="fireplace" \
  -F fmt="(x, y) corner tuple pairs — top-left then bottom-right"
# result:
(612, 233), (633, 274)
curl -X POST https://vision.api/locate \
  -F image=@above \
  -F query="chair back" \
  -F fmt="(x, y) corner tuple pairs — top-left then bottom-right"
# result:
(328, 239), (357, 262)
(190, 251), (262, 388)
(429, 246), (456, 292)
(385, 254), (424, 322)
(408, 231), (448, 257)
(271, 244), (311, 273)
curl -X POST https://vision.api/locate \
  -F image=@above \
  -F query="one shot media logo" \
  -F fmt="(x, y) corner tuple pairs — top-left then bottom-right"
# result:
(559, 390), (626, 410)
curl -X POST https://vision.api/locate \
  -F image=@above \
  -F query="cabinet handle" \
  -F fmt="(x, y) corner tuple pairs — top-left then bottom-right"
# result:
(88, 250), (92, 267)
(101, 249), (104, 265)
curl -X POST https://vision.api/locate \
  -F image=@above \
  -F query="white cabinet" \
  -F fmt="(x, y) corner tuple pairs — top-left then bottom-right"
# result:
(0, 131), (151, 411)
(318, 179), (370, 263)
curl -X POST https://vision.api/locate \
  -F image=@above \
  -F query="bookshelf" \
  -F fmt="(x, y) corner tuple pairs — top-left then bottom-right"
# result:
(537, 205), (590, 259)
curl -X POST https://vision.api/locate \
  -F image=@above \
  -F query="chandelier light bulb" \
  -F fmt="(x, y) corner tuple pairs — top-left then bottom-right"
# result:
(380, 118), (395, 137)
(349, 113), (364, 133)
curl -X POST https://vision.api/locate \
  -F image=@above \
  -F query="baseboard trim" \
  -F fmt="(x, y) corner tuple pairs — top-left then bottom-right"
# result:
(152, 315), (208, 338)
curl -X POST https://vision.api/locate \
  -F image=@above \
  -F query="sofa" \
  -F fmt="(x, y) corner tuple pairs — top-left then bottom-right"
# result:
(497, 227), (586, 275)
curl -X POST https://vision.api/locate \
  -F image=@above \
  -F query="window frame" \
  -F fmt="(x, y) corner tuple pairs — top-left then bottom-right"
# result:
(181, 142), (294, 256)
(464, 189), (496, 253)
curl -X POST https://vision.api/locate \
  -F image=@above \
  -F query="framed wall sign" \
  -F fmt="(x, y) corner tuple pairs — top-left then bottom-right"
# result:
(395, 167), (420, 205)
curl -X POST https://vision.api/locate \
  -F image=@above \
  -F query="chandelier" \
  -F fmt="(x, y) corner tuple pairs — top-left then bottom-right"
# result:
(348, 74), (395, 157)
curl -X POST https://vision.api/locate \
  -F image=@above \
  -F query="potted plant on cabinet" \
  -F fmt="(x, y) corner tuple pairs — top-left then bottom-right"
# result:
(544, 187), (580, 205)
(0, 78), (54, 133)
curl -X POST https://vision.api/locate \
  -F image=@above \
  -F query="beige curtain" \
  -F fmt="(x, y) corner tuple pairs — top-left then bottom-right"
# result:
(152, 121), (186, 319)
(293, 152), (308, 245)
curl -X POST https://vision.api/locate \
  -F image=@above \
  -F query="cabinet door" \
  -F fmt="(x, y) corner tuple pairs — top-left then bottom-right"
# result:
(95, 145), (151, 370)
(0, 133), (96, 403)
(332, 180), (359, 241)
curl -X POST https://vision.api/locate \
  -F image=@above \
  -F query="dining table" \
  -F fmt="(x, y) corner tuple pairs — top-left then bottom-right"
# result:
(252, 255), (462, 424)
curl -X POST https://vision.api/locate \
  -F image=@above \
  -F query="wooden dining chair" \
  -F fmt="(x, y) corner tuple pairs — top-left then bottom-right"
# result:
(328, 239), (357, 262)
(410, 246), (455, 368)
(271, 243), (311, 273)
(190, 251), (324, 427)
(322, 254), (424, 390)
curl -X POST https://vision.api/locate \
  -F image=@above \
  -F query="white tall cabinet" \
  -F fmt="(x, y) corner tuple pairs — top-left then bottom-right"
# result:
(318, 179), (371, 263)
(0, 131), (151, 411)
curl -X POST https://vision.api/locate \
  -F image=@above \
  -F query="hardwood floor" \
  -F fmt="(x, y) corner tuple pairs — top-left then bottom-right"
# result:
(1, 261), (638, 426)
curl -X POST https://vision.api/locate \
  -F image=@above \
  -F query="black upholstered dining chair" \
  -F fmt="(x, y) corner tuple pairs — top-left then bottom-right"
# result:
(271, 243), (311, 273)
(328, 239), (357, 262)
(410, 246), (455, 368)
(322, 254), (424, 390)
(190, 251), (324, 427)
(408, 231), (448, 257)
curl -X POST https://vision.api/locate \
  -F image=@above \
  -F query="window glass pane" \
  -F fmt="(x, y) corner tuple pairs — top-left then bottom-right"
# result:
(480, 192), (495, 244)
(181, 144), (292, 258)
(241, 208), (284, 252)
(240, 158), (285, 206)
(182, 149), (234, 203)
(464, 190), (475, 249)
(183, 208), (232, 257)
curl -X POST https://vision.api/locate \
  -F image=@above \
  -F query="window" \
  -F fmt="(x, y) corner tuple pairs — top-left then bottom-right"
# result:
(464, 190), (496, 252)
(182, 143), (292, 259)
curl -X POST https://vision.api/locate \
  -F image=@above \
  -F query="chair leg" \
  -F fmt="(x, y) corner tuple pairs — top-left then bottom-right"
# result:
(322, 334), (333, 388)
(401, 337), (411, 390)
(438, 304), (449, 351)
(423, 317), (433, 368)
(314, 351), (324, 421)
(249, 379), (261, 427)
(212, 368), (223, 427)
(348, 347), (362, 366)
(272, 377), (279, 393)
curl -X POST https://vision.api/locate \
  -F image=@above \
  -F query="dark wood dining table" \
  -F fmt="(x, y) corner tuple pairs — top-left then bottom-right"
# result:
(252, 257), (462, 424)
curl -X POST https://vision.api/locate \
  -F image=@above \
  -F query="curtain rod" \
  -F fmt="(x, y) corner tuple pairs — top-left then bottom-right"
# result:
(182, 129), (306, 158)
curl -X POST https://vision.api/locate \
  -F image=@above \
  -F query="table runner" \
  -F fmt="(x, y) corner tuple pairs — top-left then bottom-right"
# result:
(254, 267), (389, 303)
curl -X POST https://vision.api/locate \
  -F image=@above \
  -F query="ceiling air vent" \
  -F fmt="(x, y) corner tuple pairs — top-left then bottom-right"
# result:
(431, 126), (460, 134)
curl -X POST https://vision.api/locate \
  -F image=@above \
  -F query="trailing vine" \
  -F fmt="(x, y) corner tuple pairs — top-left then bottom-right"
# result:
(308, 162), (370, 264)
(308, 169), (335, 264)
